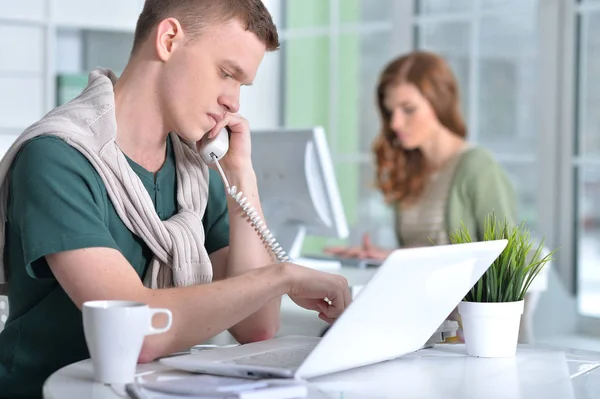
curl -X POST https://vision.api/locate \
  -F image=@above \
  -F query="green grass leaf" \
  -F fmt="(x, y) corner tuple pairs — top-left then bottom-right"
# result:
(448, 212), (556, 303)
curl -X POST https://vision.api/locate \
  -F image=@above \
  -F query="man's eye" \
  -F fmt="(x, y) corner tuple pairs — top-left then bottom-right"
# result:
(221, 69), (233, 79)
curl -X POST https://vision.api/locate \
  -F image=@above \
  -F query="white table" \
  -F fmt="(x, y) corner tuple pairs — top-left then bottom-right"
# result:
(44, 344), (600, 399)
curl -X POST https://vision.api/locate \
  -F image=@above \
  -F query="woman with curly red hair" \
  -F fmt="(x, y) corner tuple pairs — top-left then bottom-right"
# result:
(327, 50), (517, 259)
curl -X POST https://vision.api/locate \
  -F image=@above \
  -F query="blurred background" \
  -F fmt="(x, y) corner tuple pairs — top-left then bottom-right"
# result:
(2, 0), (600, 348)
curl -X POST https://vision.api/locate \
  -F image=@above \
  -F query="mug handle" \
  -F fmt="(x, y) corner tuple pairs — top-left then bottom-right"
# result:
(147, 308), (173, 335)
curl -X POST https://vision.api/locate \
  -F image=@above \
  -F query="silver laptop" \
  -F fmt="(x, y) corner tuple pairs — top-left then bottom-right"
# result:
(161, 240), (507, 380)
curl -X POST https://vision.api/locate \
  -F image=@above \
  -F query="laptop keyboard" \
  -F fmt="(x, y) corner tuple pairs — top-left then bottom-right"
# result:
(223, 343), (318, 369)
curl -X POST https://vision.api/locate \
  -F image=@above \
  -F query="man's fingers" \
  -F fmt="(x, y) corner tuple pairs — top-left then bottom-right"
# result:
(317, 297), (342, 319)
(208, 126), (228, 141)
(207, 114), (232, 138)
(342, 282), (352, 308)
(316, 300), (328, 314)
(301, 298), (321, 312)
(337, 276), (351, 308)
(316, 301), (331, 319)
(207, 113), (248, 138)
(318, 312), (336, 325)
(323, 281), (348, 318)
(221, 113), (249, 135)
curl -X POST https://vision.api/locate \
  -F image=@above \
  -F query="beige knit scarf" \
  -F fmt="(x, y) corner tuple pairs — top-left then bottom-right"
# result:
(0, 69), (212, 294)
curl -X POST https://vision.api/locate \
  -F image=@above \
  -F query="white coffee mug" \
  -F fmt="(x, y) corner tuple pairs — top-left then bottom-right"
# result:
(82, 300), (173, 384)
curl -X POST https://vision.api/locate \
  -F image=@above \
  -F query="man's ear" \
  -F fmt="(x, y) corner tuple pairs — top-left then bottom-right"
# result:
(155, 17), (184, 62)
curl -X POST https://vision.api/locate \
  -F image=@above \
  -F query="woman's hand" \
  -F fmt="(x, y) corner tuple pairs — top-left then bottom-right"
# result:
(324, 234), (392, 261)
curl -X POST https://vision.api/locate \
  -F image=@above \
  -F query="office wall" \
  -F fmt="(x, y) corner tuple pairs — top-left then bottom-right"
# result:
(239, 0), (281, 130)
(56, 30), (84, 74)
(0, 0), (282, 140)
(535, 269), (579, 339)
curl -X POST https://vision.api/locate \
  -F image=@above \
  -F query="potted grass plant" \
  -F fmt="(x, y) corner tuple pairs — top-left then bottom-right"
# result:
(449, 213), (555, 358)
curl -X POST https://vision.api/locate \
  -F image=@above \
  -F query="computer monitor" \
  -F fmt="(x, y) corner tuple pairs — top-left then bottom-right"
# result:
(250, 127), (349, 260)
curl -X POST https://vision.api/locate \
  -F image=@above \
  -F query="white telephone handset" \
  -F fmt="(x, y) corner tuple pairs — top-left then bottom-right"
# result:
(198, 128), (230, 164)
(198, 129), (289, 263)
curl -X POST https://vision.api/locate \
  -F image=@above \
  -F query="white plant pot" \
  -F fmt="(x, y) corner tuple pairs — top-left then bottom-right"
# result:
(458, 300), (524, 358)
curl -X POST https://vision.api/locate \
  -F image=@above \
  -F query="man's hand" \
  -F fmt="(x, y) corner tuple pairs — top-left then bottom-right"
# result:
(283, 263), (352, 324)
(199, 112), (252, 173)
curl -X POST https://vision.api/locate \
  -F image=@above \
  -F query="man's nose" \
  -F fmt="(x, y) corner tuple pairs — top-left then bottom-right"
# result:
(219, 89), (240, 114)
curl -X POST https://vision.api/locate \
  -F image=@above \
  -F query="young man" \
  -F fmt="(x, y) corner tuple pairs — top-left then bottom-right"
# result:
(0, 1), (351, 397)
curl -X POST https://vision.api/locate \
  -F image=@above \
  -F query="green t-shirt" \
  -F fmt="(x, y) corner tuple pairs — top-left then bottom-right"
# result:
(0, 135), (230, 399)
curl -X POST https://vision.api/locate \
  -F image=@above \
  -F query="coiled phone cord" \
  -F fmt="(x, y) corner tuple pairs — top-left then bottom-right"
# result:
(212, 155), (290, 263)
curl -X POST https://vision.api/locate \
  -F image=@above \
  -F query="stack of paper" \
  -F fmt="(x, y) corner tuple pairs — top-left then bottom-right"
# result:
(125, 374), (307, 399)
